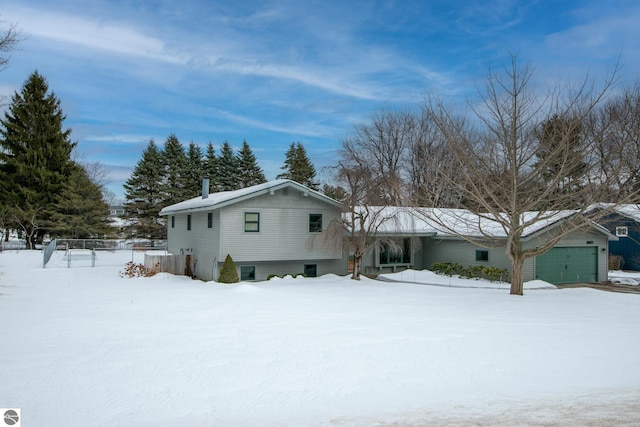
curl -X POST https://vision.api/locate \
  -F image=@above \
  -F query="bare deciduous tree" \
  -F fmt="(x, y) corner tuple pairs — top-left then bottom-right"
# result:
(409, 108), (465, 207)
(341, 110), (417, 206)
(588, 84), (640, 198)
(331, 106), (486, 280)
(0, 20), (20, 69)
(328, 160), (404, 280)
(417, 55), (638, 295)
(0, 19), (22, 106)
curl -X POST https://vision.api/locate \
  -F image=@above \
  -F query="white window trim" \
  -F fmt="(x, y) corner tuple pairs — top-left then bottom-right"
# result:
(616, 226), (629, 237)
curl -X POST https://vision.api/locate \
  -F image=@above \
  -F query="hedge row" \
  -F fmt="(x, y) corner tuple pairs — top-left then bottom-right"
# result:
(430, 262), (509, 283)
(267, 273), (307, 280)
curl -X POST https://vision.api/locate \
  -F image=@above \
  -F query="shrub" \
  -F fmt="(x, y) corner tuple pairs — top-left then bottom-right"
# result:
(430, 262), (463, 277)
(267, 273), (307, 280)
(609, 255), (624, 271)
(430, 262), (509, 283)
(218, 254), (239, 283)
(461, 265), (483, 279)
(120, 261), (155, 278)
(481, 266), (510, 283)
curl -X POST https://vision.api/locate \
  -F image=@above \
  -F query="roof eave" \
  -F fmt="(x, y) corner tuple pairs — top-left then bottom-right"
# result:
(159, 180), (344, 216)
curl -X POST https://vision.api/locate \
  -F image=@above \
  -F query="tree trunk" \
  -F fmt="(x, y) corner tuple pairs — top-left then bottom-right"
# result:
(26, 234), (37, 250)
(510, 254), (525, 295)
(351, 252), (362, 280)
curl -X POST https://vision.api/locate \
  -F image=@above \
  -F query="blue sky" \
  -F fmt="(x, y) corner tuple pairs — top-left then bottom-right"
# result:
(2, 0), (639, 202)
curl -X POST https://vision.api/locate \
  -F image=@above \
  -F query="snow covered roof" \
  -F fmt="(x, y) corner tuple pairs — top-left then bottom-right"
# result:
(347, 206), (610, 239)
(594, 203), (640, 223)
(159, 180), (343, 216)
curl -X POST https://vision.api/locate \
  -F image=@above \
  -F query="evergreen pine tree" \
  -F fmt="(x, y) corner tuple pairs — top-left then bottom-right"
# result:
(321, 184), (347, 203)
(217, 141), (240, 191)
(204, 142), (219, 193)
(294, 142), (319, 190)
(161, 134), (187, 206)
(276, 142), (318, 190)
(0, 71), (76, 248)
(123, 139), (166, 239)
(218, 254), (239, 283)
(49, 163), (112, 238)
(236, 140), (266, 188)
(184, 142), (204, 198)
(277, 142), (297, 181)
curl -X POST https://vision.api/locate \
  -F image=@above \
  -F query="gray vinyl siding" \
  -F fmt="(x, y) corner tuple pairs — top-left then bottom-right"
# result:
(166, 186), (345, 281)
(219, 191), (343, 263)
(232, 259), (347, 281)
(421, 238), (513, 272)
(192, 210), (221, 281)
(166, 210), (221, 281)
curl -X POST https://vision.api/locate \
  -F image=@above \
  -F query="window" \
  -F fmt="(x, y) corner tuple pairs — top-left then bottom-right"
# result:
(171, 216), (175, 228)
(304, 264), (317, 277)
(616, 226), (629, 237)
(240, 266), (256, 281)
(244, 212), (260, 232)
(187, 214), (191, 231)
(207, 212), (213, 229)
(309, 214), (323, 232)
(379, 238), (411, 265)
(476, 250), (489, 261)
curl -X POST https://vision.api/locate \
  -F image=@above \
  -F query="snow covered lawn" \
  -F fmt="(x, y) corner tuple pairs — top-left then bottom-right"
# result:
(1, 250), (639, 426)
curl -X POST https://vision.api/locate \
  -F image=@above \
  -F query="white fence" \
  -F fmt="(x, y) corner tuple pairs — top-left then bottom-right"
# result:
(1, 241), (27, 251)
(39, 240), (168, 269)
(54, 239), (167, 251)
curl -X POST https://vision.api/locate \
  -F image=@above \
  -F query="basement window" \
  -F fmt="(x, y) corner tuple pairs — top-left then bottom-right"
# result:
(304, 264), (317, 277)
(240, 266), (256, 281)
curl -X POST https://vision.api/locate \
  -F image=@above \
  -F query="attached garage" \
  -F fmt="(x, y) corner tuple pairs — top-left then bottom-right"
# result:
(535, 247), (598, 284)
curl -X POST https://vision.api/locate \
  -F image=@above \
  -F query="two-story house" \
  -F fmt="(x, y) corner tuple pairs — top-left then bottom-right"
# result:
(159, 179), (347, 281)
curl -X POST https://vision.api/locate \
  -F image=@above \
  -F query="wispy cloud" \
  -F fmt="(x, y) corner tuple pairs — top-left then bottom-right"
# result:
(546, 5), (640, 57)
(5, 0), (638, 201)
(7, 1), (456, 103)
(84, 134), (155, 145)
(6, 5), (185, 63)
(214, 108), (336, 138)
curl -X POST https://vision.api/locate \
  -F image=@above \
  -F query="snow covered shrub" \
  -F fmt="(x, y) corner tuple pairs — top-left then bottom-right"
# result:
(218, 254), (239, 283)
(120, 261), (155, 278)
